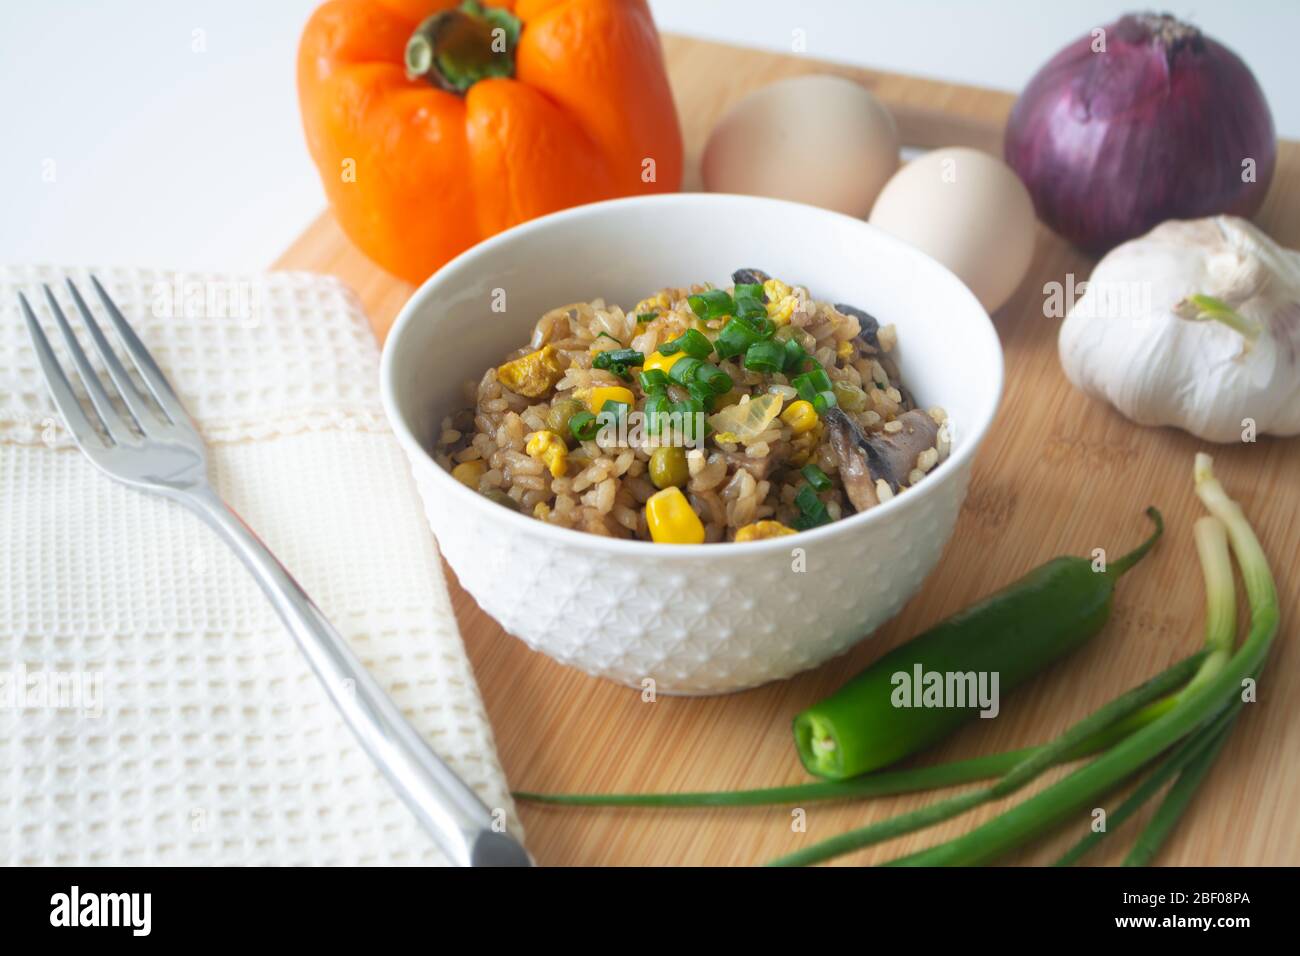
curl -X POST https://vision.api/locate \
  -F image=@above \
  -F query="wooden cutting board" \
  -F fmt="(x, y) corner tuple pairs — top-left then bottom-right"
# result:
(275, 35), (1299, 866)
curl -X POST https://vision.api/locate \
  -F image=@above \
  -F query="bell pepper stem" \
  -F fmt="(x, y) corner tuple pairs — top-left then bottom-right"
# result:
(406, 0), (521, 94)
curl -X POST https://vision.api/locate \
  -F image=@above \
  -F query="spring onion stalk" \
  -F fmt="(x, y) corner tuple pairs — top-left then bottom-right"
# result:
(513, 748), (1037, 807)
(766, 652), (1205, 866)
(1123, 709), (1239, 866)
(1055, 518), (1241, 866)
(1054, 703), (1237, 866)
(515, 666), (1196, 809)
(1066, 516), (1237, 767)
(767, 788), (989, 868)
(884, 454), (1277, 867)
(517, 643), (1205, 811)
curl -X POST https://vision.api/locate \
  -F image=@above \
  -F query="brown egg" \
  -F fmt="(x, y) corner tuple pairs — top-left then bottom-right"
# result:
(869, 147), (1036, 312)
(702, 75), (900, 218)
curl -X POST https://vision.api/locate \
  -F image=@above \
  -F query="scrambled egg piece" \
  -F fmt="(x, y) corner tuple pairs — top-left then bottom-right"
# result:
(734, 520), (797, 542)
(496, 345), (565, 398)
(525, 430), (568, 477)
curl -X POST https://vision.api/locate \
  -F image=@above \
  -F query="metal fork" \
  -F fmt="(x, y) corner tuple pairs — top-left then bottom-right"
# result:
(20, 277), (530, 867)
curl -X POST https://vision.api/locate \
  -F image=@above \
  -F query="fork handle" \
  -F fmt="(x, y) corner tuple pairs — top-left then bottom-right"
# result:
(180, 486), (528, 867)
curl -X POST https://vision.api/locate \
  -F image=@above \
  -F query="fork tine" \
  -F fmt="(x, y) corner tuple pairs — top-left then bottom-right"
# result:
(63, 279), (168, 433)
(87, 275), (195, 428)
(19, 292), (109, 452)
(41, 286), (136, 444)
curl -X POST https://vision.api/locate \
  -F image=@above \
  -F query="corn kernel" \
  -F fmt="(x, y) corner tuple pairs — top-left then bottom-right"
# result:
(781, 399), (819, 435)
(837, 340), (855, 360)
(642, 349), (687, 375)
(496, 345), (565, 398)
(451, 460), (486, 489)
(525, 430), (568, 477)
(582, 385), (636, 415)
(645, 486), (705, 544)
(734, 520), (797, 542)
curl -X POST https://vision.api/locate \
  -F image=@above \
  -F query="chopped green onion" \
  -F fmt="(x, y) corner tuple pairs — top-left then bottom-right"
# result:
(733, 282), (764, 302)
(592, 348), (643, 380)
(687, 289), (734, 320)
(642, 392), (670, 433)
(695, 364), (733, 396)
(792, 366), (833, 402)
(802, 464), (832, 491)
(594, 331), (621, 344)
(660, 328), (714, 360)
(812, 390), (838, 414)
(686, 381), (716, 412)
(782, 337), (810, 374)
(672, 398), (706, 441)
(635, 312), (657, 323)
(568, 410), (599, 442)
(714, 316), (766, 359)
(666, 355), (704, 386)
(793, 483), (831, 530)
(639, 369), (669, 392)
(674, 396), (705, 417)
(743, 340), (785, 373)
(733, 296), (766, 321)
(596, 400), (630, 436)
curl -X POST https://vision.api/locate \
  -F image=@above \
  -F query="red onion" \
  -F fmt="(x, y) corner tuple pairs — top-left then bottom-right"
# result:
(1005, 13), (1276, 255)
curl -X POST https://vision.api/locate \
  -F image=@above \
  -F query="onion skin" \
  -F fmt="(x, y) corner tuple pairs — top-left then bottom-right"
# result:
(1006, 13), (1276, 255)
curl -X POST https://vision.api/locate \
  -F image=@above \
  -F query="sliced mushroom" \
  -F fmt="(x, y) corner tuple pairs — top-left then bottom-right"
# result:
(833, 302), (881, 349)
(824, 408), (879, 511)
(731, 268), (771, 288)
(824, 407), (940, 513)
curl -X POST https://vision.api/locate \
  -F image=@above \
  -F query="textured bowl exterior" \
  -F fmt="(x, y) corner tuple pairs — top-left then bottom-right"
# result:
(409, 454), (970, 694)
(381, 194), (1002, 696)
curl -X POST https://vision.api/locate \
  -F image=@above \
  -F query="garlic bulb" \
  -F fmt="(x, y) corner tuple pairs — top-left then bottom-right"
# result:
(1059, 216), (1300, 442)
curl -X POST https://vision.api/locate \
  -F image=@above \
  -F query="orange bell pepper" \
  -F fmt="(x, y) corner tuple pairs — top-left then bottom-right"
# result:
(297, 0), (683, 286)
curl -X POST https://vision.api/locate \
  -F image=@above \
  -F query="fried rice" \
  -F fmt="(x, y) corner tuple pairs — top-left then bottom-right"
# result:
(435, 269), (951, 543)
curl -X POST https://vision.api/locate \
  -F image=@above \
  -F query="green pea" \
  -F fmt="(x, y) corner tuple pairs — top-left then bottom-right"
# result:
(546, 398), (584, 437)
(481, 488), (519, 511)
(649, 446), (689, 489)
(832, 381), (869, 413)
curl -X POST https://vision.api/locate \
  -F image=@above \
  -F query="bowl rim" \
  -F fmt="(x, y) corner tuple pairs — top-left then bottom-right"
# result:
(380, 192), (1003, 557)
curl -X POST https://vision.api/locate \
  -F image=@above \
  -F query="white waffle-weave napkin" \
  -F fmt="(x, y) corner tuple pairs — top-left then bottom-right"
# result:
(0, 265), (519, 865)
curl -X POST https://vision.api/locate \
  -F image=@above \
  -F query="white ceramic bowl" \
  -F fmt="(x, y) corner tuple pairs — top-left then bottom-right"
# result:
(381, 194), (1002, 695)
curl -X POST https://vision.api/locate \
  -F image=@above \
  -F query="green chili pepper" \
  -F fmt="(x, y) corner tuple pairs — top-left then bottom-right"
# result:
(793, 508), (1164, 780)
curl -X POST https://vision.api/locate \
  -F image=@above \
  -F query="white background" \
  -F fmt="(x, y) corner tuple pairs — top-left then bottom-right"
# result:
(2, 1), (1295, 274)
